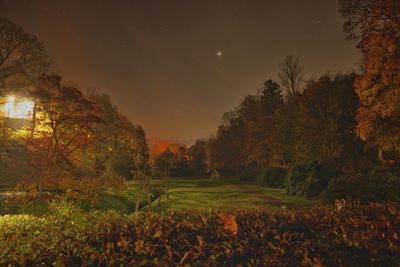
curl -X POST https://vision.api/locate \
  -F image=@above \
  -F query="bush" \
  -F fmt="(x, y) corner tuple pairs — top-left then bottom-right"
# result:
(284, 162), (309, 195)
(0, 203), (399, 266)
(323, 167), (400, 203)
(106, 155), (133, 179)
(239, 163), (259, 182)
(256, 167), (287, 188)
(0, 140), (31, 187)
(285, 161), (334, 198)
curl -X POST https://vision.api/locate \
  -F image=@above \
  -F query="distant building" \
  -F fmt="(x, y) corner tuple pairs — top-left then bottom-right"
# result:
(210, 169), (220, 179)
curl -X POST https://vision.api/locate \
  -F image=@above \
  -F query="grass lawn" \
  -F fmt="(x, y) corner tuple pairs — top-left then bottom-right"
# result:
(0, 177), (318, 215)
(152, 177), (318, 212)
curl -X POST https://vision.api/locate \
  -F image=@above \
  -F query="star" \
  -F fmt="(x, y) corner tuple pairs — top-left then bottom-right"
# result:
(217, 50), (223, 57)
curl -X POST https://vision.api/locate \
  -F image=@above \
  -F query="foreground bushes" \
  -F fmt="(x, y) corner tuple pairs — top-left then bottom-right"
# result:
(0, 201), (399, 266)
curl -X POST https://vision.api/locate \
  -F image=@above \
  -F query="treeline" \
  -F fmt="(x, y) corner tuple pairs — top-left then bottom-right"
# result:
(0, 17), (149, 193)
(206, 71), (384, 202)
(191, 0), (400, 203)
(152, 140), (208, 177)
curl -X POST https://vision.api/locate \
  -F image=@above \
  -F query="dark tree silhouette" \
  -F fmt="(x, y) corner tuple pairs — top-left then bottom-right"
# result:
(278, 55), (304, 100)
(0, 17), (48, 92)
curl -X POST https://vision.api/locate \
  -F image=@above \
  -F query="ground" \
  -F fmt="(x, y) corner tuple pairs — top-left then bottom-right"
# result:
(152, 178), (317, 212)
(0, 177), (318, 215)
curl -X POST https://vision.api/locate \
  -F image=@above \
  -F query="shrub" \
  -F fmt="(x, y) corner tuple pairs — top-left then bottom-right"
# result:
(239, 163), (259, 182)
(48, 197), (80, 218)
(285, 161), (334, 198)
(0, 203), (399, 266)
(323, 167), (400, 203)
(365, 167), (400, 202)
(106, 155), (133, 179)
(104, 174), (128, 195)
(301, 166), (329, 198)
(285, 163), (305, 194)
(256, 167), (287, 188)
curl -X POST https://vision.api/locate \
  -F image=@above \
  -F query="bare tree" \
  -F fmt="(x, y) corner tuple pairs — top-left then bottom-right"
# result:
(278, 55), (304, 99)
(133, 165), (154, 212)
(0, 17), (48, 93)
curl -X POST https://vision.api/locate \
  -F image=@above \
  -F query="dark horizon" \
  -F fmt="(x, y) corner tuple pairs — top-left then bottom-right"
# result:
(0, 0), (360, 142)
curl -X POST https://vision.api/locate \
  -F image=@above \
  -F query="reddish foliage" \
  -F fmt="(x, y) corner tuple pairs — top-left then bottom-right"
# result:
(1, 203), (399, 266)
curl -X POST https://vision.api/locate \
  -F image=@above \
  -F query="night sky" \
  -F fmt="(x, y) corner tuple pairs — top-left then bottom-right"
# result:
(0, 0), (359, 143)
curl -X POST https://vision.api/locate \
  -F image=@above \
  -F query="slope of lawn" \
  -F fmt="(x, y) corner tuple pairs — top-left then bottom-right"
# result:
(153, 178), (317, 212)
(0, 182), (157, 215)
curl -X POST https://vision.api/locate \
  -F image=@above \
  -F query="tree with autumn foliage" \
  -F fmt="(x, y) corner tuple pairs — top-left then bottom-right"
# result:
(91, 93), (149, 179)
(339, 0), (400, 163)
(27, 74), (103, 190)
(292, 73), (360, 167)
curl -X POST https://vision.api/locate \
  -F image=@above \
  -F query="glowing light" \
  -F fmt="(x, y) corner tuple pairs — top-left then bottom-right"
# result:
(217, 50), (223, 57)
(1, 96), (34, 119)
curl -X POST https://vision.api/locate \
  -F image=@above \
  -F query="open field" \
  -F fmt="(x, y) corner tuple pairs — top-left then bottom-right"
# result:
(0, 177), (317, 215)
(152, 178), (317, 212)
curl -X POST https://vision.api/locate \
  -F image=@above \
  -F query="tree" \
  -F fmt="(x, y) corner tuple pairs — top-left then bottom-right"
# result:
(172, 146), (190, 176)
(131, 125), (149, 171)
(212, 110), (246, 175)
(28, 74), (102, 190)
(0, 17), (48, 93)
(188, 140), (208, 176)
(339, 0), (400, 162)
(254, 80), (284, 166)
(208, 79), (285, 176)
(274, 94), (301, 165)
(260, 80), (284, 113)
(278, 55), (304, 99)
(293, 73), (360, 166)
(91, 93), (148, 178)
(154, 148), (175, 174)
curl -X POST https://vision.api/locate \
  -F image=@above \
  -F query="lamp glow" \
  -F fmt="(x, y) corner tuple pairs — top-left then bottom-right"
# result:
(1, 96), (34, 119)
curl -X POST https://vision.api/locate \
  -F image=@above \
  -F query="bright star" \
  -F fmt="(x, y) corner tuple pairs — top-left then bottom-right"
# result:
(217, 50), (222, 57)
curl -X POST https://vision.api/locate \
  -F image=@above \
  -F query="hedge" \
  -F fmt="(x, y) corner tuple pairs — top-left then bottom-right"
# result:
(0, 200), (399, 266)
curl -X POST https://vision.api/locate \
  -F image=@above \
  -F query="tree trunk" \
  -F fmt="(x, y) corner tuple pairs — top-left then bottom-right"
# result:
(157, 193), (162, 206)
(147, 194), (152, 211)
(30, 100), (37, 138)
(378, 148), (383, 161)
(393, 149), (399, 166)
(135, 199), (140, 214)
